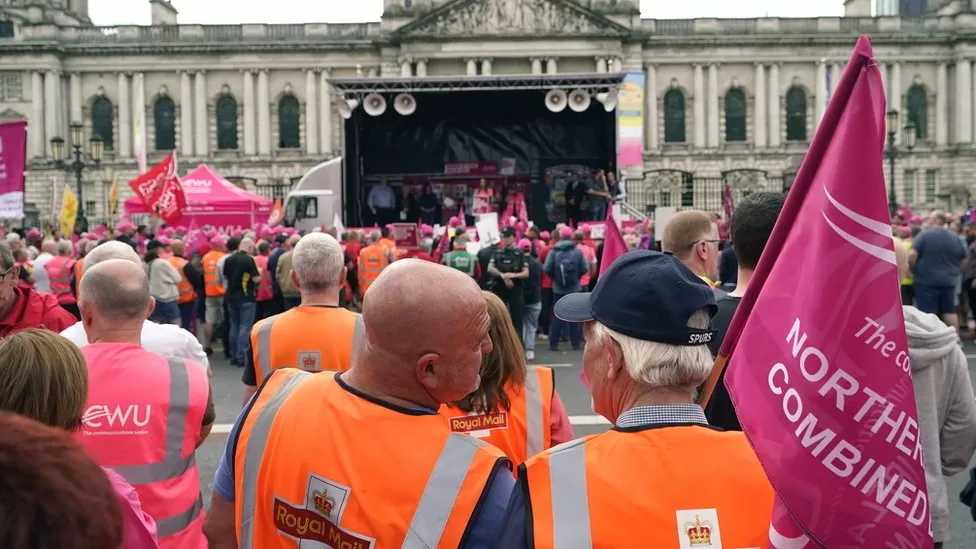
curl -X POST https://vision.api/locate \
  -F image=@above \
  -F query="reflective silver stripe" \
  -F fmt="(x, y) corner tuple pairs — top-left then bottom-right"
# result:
(156, 495), (204, 538)
(255, 316), (277, 381)
(111, 454), (195, 484)
(348, 313), (364, 368)
(401, 434), (488, 549)
(524, 367), (544, 458)
(239, 370), (313, 549)
(549, 439), (592, 549)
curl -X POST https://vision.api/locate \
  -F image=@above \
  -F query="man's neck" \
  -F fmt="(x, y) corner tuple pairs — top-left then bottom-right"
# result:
(89, 327), (143, 346)
(684, 259), (708, 280)
(729, 267), (753, 297)
(619, 386), (698, 420)
(300, 290), (341, 307)
(341, 360), (437, 411)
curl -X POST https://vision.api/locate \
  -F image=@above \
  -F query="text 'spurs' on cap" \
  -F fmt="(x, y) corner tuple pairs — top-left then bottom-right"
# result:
(553, 250), (718, 346)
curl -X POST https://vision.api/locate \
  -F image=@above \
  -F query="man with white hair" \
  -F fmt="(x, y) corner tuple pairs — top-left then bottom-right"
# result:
(60, 241), (210, 372)
(31, 238), (57, 293)
(241, 232), (362, 404)
(45, 239), (79, 318)
(508, 250), (774, 547)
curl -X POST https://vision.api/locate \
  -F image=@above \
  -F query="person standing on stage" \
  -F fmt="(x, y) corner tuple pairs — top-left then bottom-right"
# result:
(367, 178), (397, 226)
(487, 227), (529, 344)
(564, 174), (586, 227)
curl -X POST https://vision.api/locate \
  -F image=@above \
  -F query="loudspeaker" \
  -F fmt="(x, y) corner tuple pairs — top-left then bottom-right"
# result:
(545, 89), (568, 113)
(596, 91), (618, 112)
(337, 98), (360, 120)
(393, 93), (417, 116)
(568, 89), (591, 113)
(363, 93), (387, 117)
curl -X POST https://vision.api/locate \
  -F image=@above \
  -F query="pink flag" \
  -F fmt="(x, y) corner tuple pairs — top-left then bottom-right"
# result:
(599, 209), (627, 277)
(723, 37), (931, 547)
(722, 183), (734, 225)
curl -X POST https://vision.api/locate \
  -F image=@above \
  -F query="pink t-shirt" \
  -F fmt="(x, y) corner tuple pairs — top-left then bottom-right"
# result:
(103, 467), (160, 549)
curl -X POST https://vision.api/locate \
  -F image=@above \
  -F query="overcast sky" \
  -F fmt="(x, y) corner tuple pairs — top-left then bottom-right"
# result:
(89, 0), (846, 26)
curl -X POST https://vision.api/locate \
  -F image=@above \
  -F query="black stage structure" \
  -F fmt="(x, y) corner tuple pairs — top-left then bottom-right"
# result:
(329, 73), (625, 228)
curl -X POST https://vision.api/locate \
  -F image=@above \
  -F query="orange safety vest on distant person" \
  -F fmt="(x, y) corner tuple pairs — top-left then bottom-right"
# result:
(249, 307), (364, 384)
(45, 256), (76, 305)
(440, 366), (554, 464)
(233, 369), (511, 548)
(521, 425), (775, 548)
(357, 244), (392, 297)
(168, 256), (197, 304)
(73, 256), (85, 285)
(202, 250), (226, 297)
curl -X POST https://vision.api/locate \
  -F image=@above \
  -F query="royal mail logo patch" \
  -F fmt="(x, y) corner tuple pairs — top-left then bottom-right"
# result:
(296, 351), (321, 372)
(274, 473), (375, 548)
(676, 508), (722, 549)
(448, 411), (508, 437)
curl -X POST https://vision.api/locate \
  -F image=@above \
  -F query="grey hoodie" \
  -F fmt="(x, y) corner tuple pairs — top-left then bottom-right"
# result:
(903, 305), (976, 542)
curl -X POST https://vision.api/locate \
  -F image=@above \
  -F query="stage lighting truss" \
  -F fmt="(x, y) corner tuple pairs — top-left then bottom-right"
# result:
(327, 73), (625, 95)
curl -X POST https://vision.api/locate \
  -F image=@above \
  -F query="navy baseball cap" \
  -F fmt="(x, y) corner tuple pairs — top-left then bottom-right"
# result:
(553, 250), (718, 346)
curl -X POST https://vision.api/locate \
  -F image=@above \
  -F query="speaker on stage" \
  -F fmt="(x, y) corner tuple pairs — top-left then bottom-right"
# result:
(545, 89), (568, 113)
(363, 93), (387, 117)
(597, 91), (618, 112)
(337, 98), (360, 120)
(568, 89), (591, 113)
(393, 93), (417, 116)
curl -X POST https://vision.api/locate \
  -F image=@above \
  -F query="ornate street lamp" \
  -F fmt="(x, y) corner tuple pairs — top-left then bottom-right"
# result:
(885, 109), (916, 218)
(50, 121), (102, 233)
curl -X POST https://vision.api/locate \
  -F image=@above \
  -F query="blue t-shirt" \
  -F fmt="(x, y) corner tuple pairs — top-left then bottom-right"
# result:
(912, 228), (966, 287)
(212, 373), (525, 549)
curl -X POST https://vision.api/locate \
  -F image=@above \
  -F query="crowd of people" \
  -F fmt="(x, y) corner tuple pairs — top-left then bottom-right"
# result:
(0, 191), (975, 548)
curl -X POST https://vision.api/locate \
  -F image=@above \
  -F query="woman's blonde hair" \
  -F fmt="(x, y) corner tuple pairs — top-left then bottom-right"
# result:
(452, 291), (528, 414)
(0, 329), (89, 430)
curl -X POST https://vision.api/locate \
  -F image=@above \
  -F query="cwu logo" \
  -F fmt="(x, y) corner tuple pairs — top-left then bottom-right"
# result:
(82, 405), (152, 429)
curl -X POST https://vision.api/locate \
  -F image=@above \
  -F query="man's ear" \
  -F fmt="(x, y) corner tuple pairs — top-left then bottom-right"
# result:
(414, 352), (441, 390)
(603, 332), (624, 381)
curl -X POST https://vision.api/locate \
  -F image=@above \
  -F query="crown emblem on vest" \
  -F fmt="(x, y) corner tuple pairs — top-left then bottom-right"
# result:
(302, 355), (317, 368)
(312, 491), (336, 517)
(685, 516), (712, 546)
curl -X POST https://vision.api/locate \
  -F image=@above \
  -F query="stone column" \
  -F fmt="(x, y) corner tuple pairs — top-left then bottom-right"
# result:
(466, 59), (478, 76)
(595, 57), (607, 73)
(706, 64), (719, 148)
(43, 70), (59, 156)
(815, 60), (827, 127)
(830, 63), (841, 97)
(117, 73), (131, 157)
(646, 64), (658, 150)
(936, 61), (948, 146)
(179, 71), (193, 156)
(481, 58), (493, 76)
(416, 59), (428, 77)
(193, 70), (208, 157)
(305, 69), (318, 156)
(242, 70), (256, 155)
(257, 69), (271, 155)
(31, 71), (45, 158)
(531, 58), (542, 75)
(768, 63), (781, 147)
(400, 58), (412, 78)
(890, 61), (902, 144)
(319, 69), (333, 155)
(69, 73), (82, 124)
(546, 58), (558, 74)
(955, 59), (971, 145)
(132, 72), (146, 164)
(754, 63), (767, 148)
(693, 64), (705, 148)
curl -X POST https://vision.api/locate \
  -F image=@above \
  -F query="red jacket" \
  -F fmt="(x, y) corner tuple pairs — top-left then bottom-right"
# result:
(0, 287), (78, 337)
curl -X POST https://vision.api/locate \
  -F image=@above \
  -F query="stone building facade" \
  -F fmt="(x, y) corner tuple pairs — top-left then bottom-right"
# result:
(0, 0), (975, 223)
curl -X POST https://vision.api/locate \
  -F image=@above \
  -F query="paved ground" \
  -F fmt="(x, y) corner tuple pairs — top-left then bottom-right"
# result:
(196, 344), (976, 547)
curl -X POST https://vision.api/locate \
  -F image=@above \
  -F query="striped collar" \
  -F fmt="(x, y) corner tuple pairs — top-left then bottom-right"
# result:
(615, 404), (709, 429)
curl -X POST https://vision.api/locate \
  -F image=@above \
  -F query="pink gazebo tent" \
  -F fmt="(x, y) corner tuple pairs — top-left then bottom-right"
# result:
(124, 164), (273, 231)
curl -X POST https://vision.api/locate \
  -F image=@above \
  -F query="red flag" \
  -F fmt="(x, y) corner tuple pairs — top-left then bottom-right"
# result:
(722, 183), (735, 224)
(129, 152), (177, 208)
(599, 209), (627, 277)
(709, 37), (930, 547)
(151, 176), (187, 225)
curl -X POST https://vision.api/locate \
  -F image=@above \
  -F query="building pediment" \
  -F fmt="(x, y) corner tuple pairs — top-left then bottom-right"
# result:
(393, 0), (630, 40)
(0, 108), (25, 121)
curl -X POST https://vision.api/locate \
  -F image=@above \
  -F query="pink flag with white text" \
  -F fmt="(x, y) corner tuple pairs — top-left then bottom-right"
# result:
(724, 37), (931, 548)
(599, 209), (627, 277)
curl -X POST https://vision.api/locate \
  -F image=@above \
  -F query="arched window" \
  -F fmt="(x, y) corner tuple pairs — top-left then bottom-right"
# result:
(785, 86), (807, 142)
(404, 0), (413, 7)
(277, 94), (300, 149)
(153, 96), (176, 151)
(91, 96), (114, 150)
(216, 94), (238, 150)
(663, 89), (686, 143)
(907, 85), (927, 140)
(724, 88), (747, 142)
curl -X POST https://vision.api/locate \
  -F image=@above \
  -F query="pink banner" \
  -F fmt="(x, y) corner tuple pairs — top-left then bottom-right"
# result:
(725, 37), (931, 547)
(616, 72), (644, 169)
(0, 120), (27, 218)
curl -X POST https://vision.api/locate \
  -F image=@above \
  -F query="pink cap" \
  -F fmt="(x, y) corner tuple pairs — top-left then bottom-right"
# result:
(174, 225), (188, 233)
(158, 236), (172, 246)
(232, 230), (244, 239)
(580, 225), (591, 235)
(26, 229), (41, 238)
(517, 238), (532, 251)
(117, 221), (135, 232)
(911, 215), (923, 224)
(540, 231), (550, 240)
(210, 235), (227, 246)
(558, 227), (573, 239)
(204, 229), (217, 239)
(421, 224), (434, 236)
(448, 216), (462, 228)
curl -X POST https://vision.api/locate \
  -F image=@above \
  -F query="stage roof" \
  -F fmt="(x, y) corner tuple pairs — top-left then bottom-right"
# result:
(327, 72), (626, 94)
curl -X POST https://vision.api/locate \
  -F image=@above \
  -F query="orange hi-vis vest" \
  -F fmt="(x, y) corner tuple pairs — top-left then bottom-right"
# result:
(78, 344), (211, 549)
(249, 306), (364, 384)
(521, 424), (775, 549)
(441, 366), (554, 464)
(73, 256), (85, 286)
(202, 250), (226, 297)
(357, 244), (392, 297)
(254, 255), (273, 302)
(233, 369), (511, 548)
(169, 256), (197, 305)
(45, 256), (76, 305)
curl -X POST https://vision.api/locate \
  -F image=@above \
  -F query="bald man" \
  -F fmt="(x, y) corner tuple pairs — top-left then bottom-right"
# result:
(222, 236), (261, 366)
(76, 259), (214, 549)
(205, 259), (519, 549)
